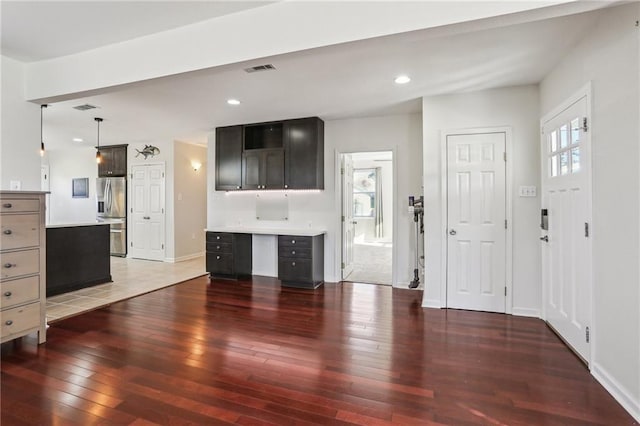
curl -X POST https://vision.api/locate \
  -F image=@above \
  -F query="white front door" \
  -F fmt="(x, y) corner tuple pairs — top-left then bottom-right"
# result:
(541, 95), (591, 363)
(130, 164), (165, 261)
(446, 132), (506, 313)
(341, 154), (355, 279)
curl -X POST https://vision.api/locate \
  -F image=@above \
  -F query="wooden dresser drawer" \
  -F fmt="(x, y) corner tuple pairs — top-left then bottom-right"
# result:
(0, 213), (40, 250)
(206, 252), (234, 275)
(1, 302), (40, 339)
(278, 235), (312, 248)
(206, 232), (233, 243)
(0, 249), (39, 281)
(0, 199), (40, 213)
(0, 276), (39, 309)
(206, 242), (233, 253)
(278, 246), (311, 259)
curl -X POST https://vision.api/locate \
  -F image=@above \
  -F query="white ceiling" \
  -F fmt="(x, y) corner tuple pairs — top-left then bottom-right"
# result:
(2, 2), (605, 151)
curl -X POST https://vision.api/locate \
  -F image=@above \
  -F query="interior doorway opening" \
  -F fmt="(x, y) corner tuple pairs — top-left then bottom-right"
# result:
(341, 151), (393, 285)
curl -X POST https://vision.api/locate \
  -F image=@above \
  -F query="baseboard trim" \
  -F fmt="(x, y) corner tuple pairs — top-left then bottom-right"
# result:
(511, 307), (541, 318)
(592, 362), (640, 422)
(165, 252), (204, 263)
(422, 298), (443, 309)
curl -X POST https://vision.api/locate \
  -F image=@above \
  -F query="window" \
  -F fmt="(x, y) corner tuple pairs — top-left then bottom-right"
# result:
(548, 117), (582, 177)
(353, 168), (376, 217)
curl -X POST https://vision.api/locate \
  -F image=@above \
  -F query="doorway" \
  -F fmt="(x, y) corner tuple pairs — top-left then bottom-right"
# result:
(130, 163), (166, 261)
(540, 88), (592, 364)
(341, 151), (393, 285)
(444, 129), (510, 313)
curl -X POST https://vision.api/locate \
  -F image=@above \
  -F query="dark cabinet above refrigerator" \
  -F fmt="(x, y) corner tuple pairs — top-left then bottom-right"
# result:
(98, 144), (128, 177)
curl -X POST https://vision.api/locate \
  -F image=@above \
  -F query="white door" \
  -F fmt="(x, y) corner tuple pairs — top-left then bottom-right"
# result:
(541, 96), (591, 362)
(341, 154), (355, 279)
(130, 164), (165, 261)
(446, 132), (506, 312)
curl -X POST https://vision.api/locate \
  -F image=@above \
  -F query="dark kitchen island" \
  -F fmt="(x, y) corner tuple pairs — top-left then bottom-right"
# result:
(46, 223), (112, 296)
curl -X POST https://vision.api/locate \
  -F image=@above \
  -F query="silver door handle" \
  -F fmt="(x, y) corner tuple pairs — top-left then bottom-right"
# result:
(540, 235), (549, 242)
(449, 229), (456, 236)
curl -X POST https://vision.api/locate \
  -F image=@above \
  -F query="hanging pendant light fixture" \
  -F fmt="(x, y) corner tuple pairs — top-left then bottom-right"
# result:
(40, 104), (48, 156)
(95, 117), (103, 164)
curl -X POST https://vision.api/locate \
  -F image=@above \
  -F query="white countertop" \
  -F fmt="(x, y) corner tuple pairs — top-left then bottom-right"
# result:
(207, 227), (326, 237)
(47, 222), (110, 229)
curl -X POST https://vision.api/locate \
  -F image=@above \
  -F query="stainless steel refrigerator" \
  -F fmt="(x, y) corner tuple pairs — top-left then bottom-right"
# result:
(96, 177), (127, 256)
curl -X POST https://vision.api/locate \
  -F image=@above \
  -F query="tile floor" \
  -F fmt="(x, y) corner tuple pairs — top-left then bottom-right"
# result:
(46, 255), (206, 322)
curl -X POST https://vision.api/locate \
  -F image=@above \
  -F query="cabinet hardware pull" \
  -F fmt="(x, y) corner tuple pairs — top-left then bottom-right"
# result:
(292, 262), (296, 266)
(284, 185), (288, 189)
(216, 246), (220, 250)
(4, 291), (11, 297)
(4, 263), (16, 268)
(2, 203), (12, 208)
(5, 320), (13, 326)
(216, 256), (220, 260)
(236, 186), (240, 189)
(292, 251), (295, 255)
(291, 240), (295, 244)
(216, 236), (220, 240)
(3, 229), (12, 235)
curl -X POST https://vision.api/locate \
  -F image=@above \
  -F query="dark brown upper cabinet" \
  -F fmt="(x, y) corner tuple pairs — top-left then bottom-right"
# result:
(214, 117), (324, 191)
(284, 117), (324, 190)
(215, 126), (243, 190)
(98, 144), (128, 177)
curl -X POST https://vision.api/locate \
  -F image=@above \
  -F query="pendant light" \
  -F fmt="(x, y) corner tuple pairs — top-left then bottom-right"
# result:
(40, 104), (48, 156)
(95, 117), (103, 164)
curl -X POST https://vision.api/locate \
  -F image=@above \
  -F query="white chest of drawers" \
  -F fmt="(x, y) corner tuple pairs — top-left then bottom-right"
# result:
(0, 191), (47, 344)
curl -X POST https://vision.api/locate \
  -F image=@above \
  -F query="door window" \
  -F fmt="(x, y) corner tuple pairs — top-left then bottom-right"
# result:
(548, 117), (582, 177)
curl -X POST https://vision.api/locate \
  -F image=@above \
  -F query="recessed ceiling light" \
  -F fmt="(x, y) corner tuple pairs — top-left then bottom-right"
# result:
(72, 138), (83, 142)
(394, 75), (411, 84)
(227, 99), (241, 105)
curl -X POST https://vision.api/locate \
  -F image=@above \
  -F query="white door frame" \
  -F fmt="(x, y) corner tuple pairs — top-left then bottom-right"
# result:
(440, 127), (513, 313)
(128, 161), (166, 260)
(540, 82), (593, 364)
(334, 148), (398, 286)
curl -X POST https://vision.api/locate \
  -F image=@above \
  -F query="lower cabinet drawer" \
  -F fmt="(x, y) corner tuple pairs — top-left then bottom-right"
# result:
(206, 252), (234, 275)
(278, 235), (312, 249)
(278, 246), (311, 259)
(0, 199), (40, 214)
(206, 242), (232, 253)
(278, 258), (312, 282)
(0, 275), (39, 309)
(0, 213), (40, 250)
(0, 249), (39, 280)
(1, 302), (40, 339)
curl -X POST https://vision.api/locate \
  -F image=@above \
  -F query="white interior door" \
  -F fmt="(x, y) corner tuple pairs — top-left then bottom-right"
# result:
(446, 132), (506, 313)
(130, 164), (165, 261)
(341, 154), (355, 279)
(541, 96), (591, 363)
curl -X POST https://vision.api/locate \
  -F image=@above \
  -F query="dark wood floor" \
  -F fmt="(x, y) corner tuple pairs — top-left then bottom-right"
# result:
(1, 276), (635, 425)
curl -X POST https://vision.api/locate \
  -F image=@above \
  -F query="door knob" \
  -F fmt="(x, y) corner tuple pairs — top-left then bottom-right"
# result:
(449, 229), (457, 236)
(540, 235), (549, 242)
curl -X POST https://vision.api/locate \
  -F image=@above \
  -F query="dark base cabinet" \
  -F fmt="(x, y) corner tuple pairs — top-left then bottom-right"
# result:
(46, 224), (112, 297)
(278, 235), (324, 289)
(206, 232), (252, 279)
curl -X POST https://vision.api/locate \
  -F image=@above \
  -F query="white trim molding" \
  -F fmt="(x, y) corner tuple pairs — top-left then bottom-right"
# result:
(592, 362), (640, 423)
(165, 252), (205, 264)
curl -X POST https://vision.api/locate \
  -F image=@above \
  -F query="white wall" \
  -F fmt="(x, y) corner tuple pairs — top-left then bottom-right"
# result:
(540, 3), (640, 420)
(173, 141), (207, 261)
(422, 85), (541, 316)
(45, 147), (98, 225)
(1, 56), (41, 190)
(207, 113), (422, 285)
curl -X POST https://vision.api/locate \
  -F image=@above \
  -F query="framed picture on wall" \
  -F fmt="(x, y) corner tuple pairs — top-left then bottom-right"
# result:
(72, 178), (89, 198)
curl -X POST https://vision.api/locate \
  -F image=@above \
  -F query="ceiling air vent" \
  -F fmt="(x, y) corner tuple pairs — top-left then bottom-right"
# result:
(244, 64), (276, 73)
(73, 104), (97, 111)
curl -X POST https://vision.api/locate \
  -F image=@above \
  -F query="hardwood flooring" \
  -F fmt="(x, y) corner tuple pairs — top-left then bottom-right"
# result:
(1, 276), (635, 425)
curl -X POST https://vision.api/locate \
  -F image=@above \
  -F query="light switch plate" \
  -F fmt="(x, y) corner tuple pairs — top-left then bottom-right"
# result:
(519, 185), (537, 197)
(10, 180), (21, 190)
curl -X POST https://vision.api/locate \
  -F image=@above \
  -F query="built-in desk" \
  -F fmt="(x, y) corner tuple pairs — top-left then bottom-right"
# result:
(206, 227), (325, 289)
(46, 223), (112, 296)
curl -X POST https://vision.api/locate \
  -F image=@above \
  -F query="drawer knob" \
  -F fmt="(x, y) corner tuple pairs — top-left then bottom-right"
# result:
(216, 246), (220, 250)
(3, 263), (16, 268)
(292, 262), (296, 267)
(291, 240), (296, 244)
(236, 185), (240, 189)
(5, 320), (13, 326)
(2, 203), (12, 208)
(216, 256), (221, 260)
(216, 236), (220, 240)
(292, 250), (296, 255)
(3, 229), (12, 235)
(4, 291), (11, 297)
(284, 185), (288, 189)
